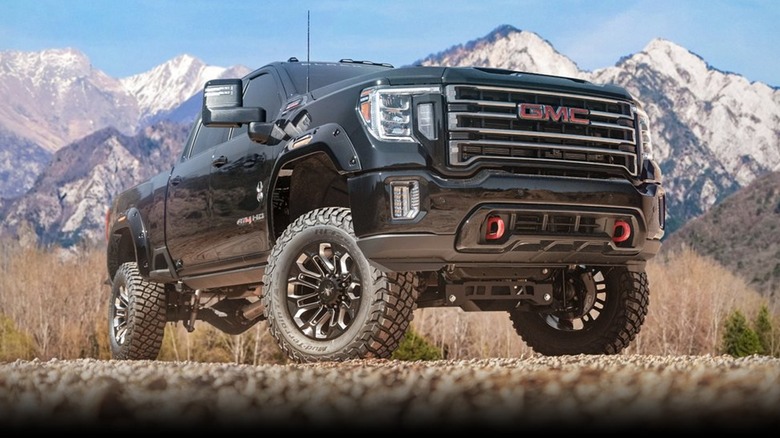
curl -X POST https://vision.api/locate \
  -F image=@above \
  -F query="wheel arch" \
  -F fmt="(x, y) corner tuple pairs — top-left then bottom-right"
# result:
(106, 207), (153, 281)
(268, 124), (361, 240)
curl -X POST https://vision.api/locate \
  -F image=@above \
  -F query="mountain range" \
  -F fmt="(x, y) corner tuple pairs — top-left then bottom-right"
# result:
(3, 122), (189, 246)
(0, 48), (250, 199)
(0, 25), (778, 274)
(0, 48), (250, 153)
(664, 168), (780, 299)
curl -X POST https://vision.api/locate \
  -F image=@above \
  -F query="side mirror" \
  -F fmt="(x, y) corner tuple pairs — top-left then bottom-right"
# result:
(247, 121), (286, 144)
(202, 79), (265, 127)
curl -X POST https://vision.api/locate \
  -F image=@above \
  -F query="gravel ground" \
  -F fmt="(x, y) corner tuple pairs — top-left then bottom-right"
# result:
(1, 355), (779, 433)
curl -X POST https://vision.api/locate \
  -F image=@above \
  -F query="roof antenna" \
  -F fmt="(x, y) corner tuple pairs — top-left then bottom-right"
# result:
(306, 10), (310, 93)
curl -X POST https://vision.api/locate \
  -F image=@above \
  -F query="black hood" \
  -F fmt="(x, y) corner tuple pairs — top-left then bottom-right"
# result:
(381, 65), (632, 101)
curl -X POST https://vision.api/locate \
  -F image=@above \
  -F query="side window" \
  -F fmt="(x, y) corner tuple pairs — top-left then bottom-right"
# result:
(244, 73), (283, 122)
(189, 123), (229, 158)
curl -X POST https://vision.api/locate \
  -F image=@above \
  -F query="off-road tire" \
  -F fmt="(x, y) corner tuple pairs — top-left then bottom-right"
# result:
(510, 267), (649, 356)
(263, 207), (417, 363)
(108, 262), (167, 360)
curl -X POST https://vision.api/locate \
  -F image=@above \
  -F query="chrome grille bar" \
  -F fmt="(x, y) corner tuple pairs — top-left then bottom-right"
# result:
(445, 84), (639, 175)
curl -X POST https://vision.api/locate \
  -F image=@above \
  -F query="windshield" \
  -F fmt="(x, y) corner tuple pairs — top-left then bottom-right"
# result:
(282, 62), (391, 94)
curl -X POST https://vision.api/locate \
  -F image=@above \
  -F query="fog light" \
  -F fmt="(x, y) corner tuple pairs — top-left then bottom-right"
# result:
(485, 215), (506, 241)
(391, 180), (420, 220)
(613, 220), (632, 243)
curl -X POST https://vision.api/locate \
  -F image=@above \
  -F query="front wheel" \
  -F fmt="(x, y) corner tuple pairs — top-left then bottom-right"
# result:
(510, 267), (649, 355)
(263, 207), (417, 362)
(108, 262), (167, 360)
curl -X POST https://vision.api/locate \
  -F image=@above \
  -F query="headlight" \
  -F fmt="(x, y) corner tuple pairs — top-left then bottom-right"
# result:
(358, 86), (440, 142)
(635, 106), (654, 161)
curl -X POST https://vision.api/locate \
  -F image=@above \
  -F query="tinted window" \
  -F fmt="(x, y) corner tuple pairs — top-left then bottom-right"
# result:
(190, 123), (229, 157)
(181, 121), (198, 160)
(243, 73), (283, 121)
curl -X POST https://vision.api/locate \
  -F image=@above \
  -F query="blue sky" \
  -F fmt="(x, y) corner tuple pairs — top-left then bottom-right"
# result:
(1, 0), (778, 86)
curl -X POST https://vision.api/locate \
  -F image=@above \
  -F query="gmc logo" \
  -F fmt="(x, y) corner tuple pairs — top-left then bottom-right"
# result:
(518, 103), (590, 125)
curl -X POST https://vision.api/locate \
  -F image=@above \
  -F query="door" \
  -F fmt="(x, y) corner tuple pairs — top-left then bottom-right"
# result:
(210, 70), (284, 262)
(165, 119), (230, 273)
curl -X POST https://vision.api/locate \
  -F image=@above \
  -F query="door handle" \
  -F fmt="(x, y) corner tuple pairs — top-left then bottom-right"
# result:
(170, 175), (182, 186)
(212, 155), (229, 168)
(243, 153), (261, 168)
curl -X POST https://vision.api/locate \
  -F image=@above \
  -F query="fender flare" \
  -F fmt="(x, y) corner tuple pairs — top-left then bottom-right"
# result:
(108, 207), (153, 277)
(271, 122), (362, 178)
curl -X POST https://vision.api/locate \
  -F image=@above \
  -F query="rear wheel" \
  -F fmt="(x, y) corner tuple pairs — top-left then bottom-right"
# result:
(108, 262), (167, 360)
(510, 267), (649, 355)
(263, 207), (417, 362)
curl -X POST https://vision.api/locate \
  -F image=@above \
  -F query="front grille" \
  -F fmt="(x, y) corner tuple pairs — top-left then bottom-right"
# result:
(446, 85), (639, 176)
(513, 212), (600, 235)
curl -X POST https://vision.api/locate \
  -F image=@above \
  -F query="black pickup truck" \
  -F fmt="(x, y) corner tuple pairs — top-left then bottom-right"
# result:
(105, 58), (665, 362)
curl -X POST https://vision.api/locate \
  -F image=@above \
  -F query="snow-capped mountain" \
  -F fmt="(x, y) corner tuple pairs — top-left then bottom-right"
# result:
(591, 39), (780, 229)
(1, 122), (189, 245)
(415, 24), (583, 79)
(418, 25), (780, 233)
(0, 47), (250, 206)
(594, 39), (780, 185)
(0, 48), (139, 153)
(0, 48), (250, 154)
(121, 54), (251, 125)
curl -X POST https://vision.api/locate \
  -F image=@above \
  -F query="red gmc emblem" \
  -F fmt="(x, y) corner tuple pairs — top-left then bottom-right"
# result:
(518, 103), (590, 125)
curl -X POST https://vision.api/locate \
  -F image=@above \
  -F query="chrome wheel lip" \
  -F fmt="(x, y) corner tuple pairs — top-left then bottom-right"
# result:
(286, 241), (362, 341)
(112, 284), (130, 345)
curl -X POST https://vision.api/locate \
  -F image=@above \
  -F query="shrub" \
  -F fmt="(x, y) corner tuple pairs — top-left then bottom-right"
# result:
(753, 304), (777, 356)
(722, 309), (763, 357)
(391, 327), (443, 361)
(0, 314), (36, 361)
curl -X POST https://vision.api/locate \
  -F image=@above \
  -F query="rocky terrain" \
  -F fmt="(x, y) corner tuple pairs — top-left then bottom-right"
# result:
(1, 355), (778, 432)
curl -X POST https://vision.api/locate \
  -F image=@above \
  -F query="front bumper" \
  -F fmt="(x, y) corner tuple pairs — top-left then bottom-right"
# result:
(349, 170), (665, 272)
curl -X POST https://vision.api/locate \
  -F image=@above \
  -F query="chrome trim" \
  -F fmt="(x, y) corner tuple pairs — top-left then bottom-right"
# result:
(589, 110), (629, 120)
(449, 141), (636, 169)
(445, 84), (639, 176)
(449, 124), (629, 146)
(588, 121), (635, 131)
(448, 101), (631, 121)
(446, 85), (630, 106)
(450, 139), (637, 157)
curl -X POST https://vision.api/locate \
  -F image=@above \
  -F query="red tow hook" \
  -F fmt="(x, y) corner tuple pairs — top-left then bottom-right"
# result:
(485, 215), (506, 241)
(612, 219), (632, 243)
